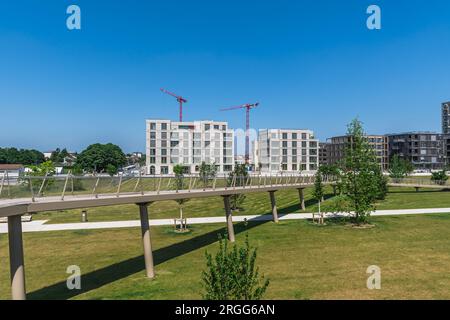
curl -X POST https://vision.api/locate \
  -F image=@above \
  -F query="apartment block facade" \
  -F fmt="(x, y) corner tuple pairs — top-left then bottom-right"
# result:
(387, 132), (445, 170)
(257, 129), (319, 172)
(327, 135), (389, 170)
(146, 119), (234, 175)
(442, 102), (450, 134)
(319, 142), (329, 166)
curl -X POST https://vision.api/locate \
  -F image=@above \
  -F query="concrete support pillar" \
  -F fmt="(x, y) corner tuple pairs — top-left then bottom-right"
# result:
(222, 196), (235, 242)
(269, 191), (279, 223)
(138, 203), (155, 278)
(298, 188), (305, 211)
(8, 215), (26, 300)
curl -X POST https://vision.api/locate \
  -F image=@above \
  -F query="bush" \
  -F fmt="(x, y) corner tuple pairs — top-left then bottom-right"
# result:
(431, 170), (448, 185)
(202, 234), (269, 300)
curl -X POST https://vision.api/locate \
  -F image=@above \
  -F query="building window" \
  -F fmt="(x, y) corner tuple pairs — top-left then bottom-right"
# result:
(282, 141), (288, 148)
(161, 157), (167, 164)
(282, 133), (288, 139)
(281, 164), (288, 170)
(150, 132), (156, 139)
(292, 164), (297, 171)
(161, 123), (167, 130)
(292, 133), (297, 139)
(149, 149), (156, 156)
(161, 132), (167, 139)
(205, 124), (210, 131)
(149, 123), (156, 130)
(149, 157), (156, 164)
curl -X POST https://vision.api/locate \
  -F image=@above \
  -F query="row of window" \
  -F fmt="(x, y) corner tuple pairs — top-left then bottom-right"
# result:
(148, 122), (228, 132)
(148, 157), (233, 165)
(149, 148), (232, 156)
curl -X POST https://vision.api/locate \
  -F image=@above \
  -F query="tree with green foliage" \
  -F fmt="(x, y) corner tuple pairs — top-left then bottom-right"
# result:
(173, 164), (189, 230)
(26, 160), (56, 194)
(199, 162), (217, 188)
(337, 119), (386, 225)
(313, 171), (324, 202)
(319, 164), (340, 177)
(374, 166), (389, 200)
(228, 164), (248, 211)
(106, 164), (118, 177)
(202, 234), (269, 300)
(431, 170), (448, 185)
(0, 147), (45, 165)
(389, 154), (413, 182)
(76, 143), (126, 173)
(50, 148), (70, 164)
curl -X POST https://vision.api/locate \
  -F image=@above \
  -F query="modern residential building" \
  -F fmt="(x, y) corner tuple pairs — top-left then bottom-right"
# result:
(442, 102), (450, 134)
(387, 132), (445, 170)
(145, 119), (234, 175)
(257, 129), (319, 173)
(319, 142), (329, 166)
(327, 135), (389, 170)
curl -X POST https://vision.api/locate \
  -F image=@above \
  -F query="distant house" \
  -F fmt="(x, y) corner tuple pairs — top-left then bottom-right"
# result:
(43, 151), (54, 160)
(0, 164), (25, 185)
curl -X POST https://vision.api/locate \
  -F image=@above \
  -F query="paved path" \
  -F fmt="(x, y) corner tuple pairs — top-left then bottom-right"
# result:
(1, 208), (449, 234)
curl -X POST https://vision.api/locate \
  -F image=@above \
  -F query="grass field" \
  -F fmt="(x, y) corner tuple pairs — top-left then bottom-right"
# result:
(1, 213), (450, 300)
(32, 186), (450, 224)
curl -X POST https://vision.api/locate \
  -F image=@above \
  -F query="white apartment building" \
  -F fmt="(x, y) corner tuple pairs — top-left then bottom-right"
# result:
(257, 129), (319, 173)
(146, 119), (234, 175)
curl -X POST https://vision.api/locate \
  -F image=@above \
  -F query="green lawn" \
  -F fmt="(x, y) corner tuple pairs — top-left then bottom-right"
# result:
(32, 186), (450, 224)
(1, 213), (450, 300)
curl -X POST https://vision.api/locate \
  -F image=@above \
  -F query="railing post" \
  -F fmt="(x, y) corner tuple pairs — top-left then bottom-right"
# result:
(116, 173), (123, 197)
(92, 176), (100, 198)
(6, 170), (11, 198)
(157, 176), (162, 194)
(61, 173), (70, 200)
(28, 177), (35, 202)
(0, 171), (5, 197)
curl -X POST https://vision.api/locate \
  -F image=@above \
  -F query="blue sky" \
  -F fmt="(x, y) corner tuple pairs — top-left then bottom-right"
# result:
(1, 0), (450, 153)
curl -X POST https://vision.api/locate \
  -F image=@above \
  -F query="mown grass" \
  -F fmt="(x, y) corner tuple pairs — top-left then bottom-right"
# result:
(1, 213), (449, 300)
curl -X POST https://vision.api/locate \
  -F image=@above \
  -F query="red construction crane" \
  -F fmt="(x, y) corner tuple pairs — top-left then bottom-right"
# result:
(160, 88), (187, 122)
(220, 102), (259, 164)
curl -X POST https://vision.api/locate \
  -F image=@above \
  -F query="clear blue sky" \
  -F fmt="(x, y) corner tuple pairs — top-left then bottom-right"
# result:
(1, 0), (450, 153)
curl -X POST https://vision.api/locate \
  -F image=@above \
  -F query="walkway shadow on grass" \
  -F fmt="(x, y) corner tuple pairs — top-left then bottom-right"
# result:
(27, 219), (269, 300)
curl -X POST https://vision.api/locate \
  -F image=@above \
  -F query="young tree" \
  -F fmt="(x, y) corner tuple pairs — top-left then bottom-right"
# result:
(228, 164), (248, 211)
(431, 170), (448, 185)
(199, 162), (217, 188)
(337, 119), (384, 225)
(27, 160), (56, 194)
(389, 154), (413, 182)
(173, 164), (189, 230)
(202, 234), (269, 300)
(313, 170), (324, 202)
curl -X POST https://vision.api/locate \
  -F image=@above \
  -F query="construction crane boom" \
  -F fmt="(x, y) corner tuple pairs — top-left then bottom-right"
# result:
(160, 88), (187, 122)
(220, 102), (259, 164)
